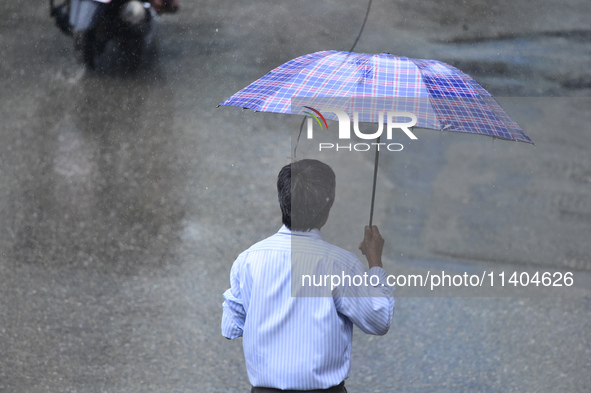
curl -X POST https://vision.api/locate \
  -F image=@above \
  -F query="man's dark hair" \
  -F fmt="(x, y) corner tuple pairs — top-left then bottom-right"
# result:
(277, 159), (336, 231)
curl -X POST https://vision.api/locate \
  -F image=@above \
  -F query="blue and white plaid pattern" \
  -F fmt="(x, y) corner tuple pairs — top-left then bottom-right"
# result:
(219, 50), (532, 143)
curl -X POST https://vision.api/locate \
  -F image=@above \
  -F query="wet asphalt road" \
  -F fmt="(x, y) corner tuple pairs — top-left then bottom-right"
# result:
(1, 1), (591, 392)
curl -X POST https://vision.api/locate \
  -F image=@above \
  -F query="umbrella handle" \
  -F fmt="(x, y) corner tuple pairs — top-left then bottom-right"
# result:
(368, 135), (380, 227)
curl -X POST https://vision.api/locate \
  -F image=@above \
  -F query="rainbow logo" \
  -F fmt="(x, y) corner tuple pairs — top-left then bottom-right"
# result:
(303, 106), (328, 130)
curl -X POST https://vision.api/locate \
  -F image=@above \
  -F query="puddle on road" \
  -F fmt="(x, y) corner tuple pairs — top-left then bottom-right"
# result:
(432, 31), (591, 95)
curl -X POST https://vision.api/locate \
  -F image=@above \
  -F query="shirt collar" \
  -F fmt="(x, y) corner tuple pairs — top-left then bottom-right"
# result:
(278, 225), (323, 240)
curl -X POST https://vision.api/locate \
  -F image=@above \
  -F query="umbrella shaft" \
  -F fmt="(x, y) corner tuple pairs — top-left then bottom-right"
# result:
(369, 136), (380, 227)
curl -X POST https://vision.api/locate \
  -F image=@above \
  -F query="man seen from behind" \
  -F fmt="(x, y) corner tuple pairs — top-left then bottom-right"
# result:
(222, 159), (395, 392)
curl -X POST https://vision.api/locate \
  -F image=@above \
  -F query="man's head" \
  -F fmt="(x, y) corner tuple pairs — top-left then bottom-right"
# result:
(277, 159), (336, 231)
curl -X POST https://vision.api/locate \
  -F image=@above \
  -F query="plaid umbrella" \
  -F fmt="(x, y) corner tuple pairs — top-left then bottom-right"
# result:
(219, 50), (533, 223)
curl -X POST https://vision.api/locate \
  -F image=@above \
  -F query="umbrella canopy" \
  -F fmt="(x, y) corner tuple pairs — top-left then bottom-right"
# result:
(219, 50), (532, 144)
(219, 50), (533, 225)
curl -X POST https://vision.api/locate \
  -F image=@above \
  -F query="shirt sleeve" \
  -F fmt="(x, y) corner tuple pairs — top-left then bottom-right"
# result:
(334, 265), (395, 336)
(221, 260), (246, 339)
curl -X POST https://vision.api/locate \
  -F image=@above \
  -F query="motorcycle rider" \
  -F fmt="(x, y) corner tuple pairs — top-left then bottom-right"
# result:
(50, 0), (180, 36)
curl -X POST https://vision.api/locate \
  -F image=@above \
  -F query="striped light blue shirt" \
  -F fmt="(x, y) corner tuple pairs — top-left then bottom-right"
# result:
(222, 226), (395, 390)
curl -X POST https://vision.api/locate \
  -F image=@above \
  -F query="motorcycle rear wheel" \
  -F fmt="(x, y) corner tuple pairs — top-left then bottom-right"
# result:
(79, 30), (108, 70)
(79, 30), (144, 73)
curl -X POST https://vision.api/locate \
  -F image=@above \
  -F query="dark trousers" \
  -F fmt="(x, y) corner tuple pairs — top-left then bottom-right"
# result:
(251, 381), (347, 393)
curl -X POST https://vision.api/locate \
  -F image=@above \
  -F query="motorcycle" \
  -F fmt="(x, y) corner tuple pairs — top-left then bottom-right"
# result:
(49, 0), (160, 71)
